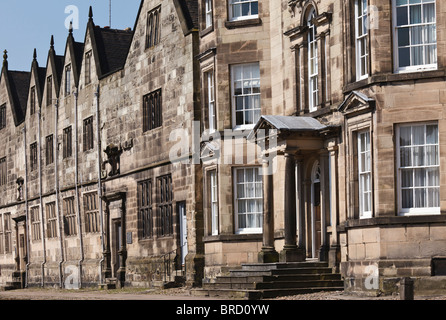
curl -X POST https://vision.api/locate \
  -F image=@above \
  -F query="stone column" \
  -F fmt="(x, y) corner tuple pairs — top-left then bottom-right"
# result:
(296, 157), (306, 256)
(258, 159), (279, 263)
(327, 145), (340, 270)
(319, 150), (329, 261)
(280, 153), (304, 262)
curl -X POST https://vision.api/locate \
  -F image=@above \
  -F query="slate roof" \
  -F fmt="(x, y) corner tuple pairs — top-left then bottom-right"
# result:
(7, 70), (30, 124)
(93, 26), (133, 77)
(181, 0), (199, 30)
(258, 115), (327, 131)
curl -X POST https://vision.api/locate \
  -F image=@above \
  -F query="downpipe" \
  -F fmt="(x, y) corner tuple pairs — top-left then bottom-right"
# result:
(23, 126), (31, 288)
(38, 109), (46, 287)
(95, 85), (105, 285)
(74, 90), (84, 288)
(54, 99), (65, 288)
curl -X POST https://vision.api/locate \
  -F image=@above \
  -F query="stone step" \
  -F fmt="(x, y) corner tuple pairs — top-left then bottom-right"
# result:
(215, 273), (342, 284)
(205, 279), (344, 291)
(240, 262), (328, 271)
(193, 286), (344, 300)
(230, 267), (333, 277)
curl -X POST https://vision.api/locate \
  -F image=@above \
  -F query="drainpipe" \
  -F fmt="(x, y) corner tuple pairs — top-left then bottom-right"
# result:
(95, 85), (105, 285)
(23, 126), (31, 288)
(37, 109), (46, 287)
(54, 99), (64, 288)
(74, 89), (84, 288)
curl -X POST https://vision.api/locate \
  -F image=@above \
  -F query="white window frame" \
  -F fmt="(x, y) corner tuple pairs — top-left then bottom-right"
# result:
(205, 0), (213, 28)
(234, 167), (263, 234)
(207, 70), (216, 132)
(228, 0), (259, 21)
(210, 170), (219, 235)
(355, 0), (369, 81)
(396, 122), (440, 216)
(392, 0), (437, 73)
(358, 130), (372, 219)
(231, 63), (261, 130)
(307, 8), (318, 112)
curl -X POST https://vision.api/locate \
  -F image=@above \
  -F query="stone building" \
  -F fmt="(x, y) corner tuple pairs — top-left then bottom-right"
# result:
(1, 0), (446, 296)
(0, 0), (203, 289)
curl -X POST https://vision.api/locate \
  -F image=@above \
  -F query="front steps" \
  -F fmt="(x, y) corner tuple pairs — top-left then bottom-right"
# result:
(192, 261), (343, 300)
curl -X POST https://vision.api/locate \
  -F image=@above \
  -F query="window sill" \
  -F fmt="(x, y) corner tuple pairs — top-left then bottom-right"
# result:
(344, 69), (446, 93)
(200, 25), (214, 38)
(225, 18), (262, 29)
(203, 233), (262, 243)
(345, 214), (446, 229)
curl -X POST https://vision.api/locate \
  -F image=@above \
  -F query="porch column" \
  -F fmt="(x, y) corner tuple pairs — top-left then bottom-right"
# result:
(280, 153), (305, 262)
(327, 145), (340, 270)
(296, 156), (306, 255)
(258, 159), (279, 263)
(319, 150), (329, 261)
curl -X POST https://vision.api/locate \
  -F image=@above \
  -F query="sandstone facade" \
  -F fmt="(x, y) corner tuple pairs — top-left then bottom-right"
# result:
(1, 0), (446, 295)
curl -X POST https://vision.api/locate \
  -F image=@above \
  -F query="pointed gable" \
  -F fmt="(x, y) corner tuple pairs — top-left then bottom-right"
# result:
(30, 49), (47, 108)
(338, 91), (375, 117)
(0, 50), (30, 126)
(44, 35), (64, 99)
(64, 24), (85, 88)
(85, 6), (133, 79)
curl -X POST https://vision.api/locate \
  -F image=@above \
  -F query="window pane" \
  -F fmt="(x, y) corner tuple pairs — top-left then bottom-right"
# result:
(410, 5), (422, 24)
(398, 28), (410, 46)
(397, 7), (408, 25)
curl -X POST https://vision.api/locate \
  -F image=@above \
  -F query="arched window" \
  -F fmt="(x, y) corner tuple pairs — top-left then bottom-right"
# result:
(307, 8), (318, 112)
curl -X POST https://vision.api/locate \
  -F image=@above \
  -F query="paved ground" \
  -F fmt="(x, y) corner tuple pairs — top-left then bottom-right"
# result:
(1, 287), (446, 300)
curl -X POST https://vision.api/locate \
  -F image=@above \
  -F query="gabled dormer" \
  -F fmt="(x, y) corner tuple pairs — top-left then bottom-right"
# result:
(43, 36), (64, 107)
(62, 23), (84, 96)
(28, 49), (46, 117)
(84, 6), (133, 80)
(0, 50), (30, 127)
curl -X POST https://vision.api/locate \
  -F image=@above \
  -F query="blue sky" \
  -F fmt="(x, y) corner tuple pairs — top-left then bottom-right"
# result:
(0, 1), (141, 71)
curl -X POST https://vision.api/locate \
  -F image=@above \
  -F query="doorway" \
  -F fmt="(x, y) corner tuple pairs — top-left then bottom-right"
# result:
(310, 161), (322, 259)
(178, 202), (188, 266)
(112, 219), (122, 278)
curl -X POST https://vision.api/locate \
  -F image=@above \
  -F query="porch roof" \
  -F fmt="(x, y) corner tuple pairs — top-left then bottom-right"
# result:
(248, 115), (327, 140)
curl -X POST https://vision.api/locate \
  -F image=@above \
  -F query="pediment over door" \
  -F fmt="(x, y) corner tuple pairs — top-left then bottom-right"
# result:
(338, 91), (375, 117)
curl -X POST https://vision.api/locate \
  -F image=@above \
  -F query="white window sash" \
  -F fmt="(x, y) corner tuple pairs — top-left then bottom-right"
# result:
(210, 171), (218, 235)
(355, 0), (369, 80)
(205, 0), (213, 28)
(397, 122), (440, 216)
(207, 71), (216, 132)
(358, 130), (372, 219)
(231, 63), (261, 129)
(234, 167), (263, 234)
(228, 0), (259, 21)
(392, 0), (437, 73)
(308, 9), (318, 112)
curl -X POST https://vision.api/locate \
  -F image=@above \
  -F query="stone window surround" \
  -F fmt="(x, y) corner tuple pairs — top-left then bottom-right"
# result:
(203, 165), (219, 237)
(285, 9), (332, 116)
(0, 157), (6, 186)
(0, 104), (6, 130)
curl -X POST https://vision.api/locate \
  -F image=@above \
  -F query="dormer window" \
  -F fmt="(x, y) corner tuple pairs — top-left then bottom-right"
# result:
(65, 65), (72, 96)
(146, 6), (161, 49)
(30, 86), (36, 115)
(85, 52), (92, 85)
(47, 76), (53, 106)
(0, 104), (5, 130)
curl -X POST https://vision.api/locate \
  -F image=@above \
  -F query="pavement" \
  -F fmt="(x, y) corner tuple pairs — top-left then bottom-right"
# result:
(1, 287), (446, 301)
